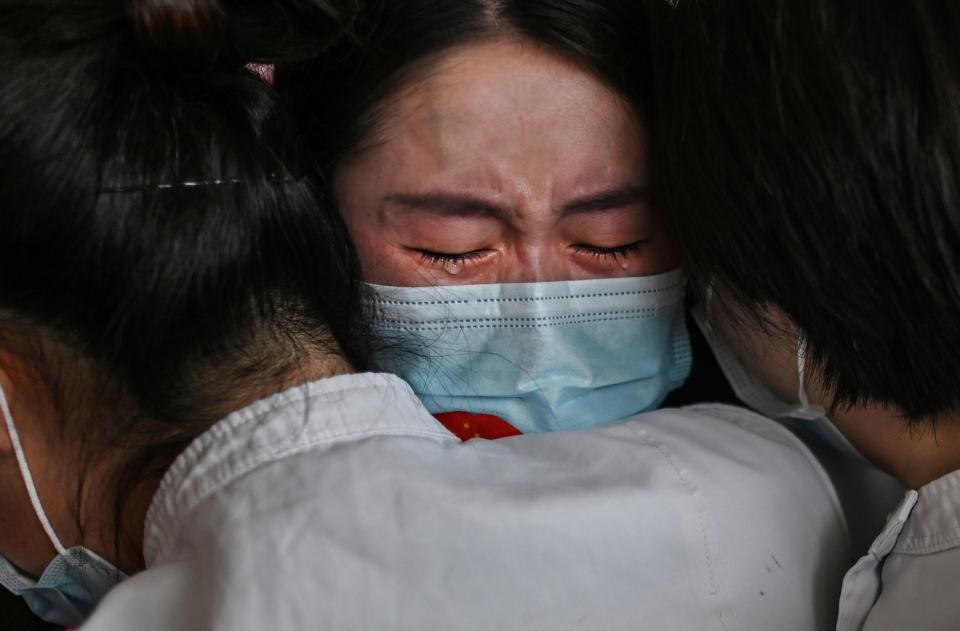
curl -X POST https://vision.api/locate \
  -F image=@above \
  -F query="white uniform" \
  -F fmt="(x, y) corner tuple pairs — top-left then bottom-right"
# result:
(837, 469), (960, 631)
(82, 373), (850, 631)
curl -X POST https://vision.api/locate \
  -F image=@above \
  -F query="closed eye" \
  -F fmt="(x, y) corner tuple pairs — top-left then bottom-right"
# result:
(571, 241), (646, 261)
(415, 248), (493, 268)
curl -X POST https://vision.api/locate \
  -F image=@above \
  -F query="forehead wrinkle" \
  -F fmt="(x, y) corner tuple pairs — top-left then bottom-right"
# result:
(343, 37), (647, 235)
(381, 84), (524, 220)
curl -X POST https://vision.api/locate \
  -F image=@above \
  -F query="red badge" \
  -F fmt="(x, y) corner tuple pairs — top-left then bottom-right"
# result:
(435, 411), (523, 441)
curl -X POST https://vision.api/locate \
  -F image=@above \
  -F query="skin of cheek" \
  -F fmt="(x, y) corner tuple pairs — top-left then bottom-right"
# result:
(710, 297), (817, 405)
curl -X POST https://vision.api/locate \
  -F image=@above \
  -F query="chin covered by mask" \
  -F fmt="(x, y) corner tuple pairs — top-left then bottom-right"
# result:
(0, 384), (125, 627)
(367, 271), (692, 434)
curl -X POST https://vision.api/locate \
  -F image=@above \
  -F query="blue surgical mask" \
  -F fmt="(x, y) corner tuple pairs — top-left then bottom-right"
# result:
(368, 271), (692, 434)
(0, 383), (125, 628)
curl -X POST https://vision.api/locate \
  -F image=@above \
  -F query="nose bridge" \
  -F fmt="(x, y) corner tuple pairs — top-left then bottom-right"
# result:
(501, 181), (565, 283)
(505, 244), (567, 283)
(504, 246), (540, 283)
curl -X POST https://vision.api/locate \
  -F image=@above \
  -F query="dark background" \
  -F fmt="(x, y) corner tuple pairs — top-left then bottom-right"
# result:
(1, 589), (57, 630)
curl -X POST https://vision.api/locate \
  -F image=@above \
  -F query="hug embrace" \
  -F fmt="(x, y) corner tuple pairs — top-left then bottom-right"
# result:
(0, 1), (957, 630)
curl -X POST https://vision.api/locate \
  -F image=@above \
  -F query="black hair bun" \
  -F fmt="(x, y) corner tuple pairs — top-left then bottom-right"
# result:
(127, 0), (352, 69)
(127, 0), (228, 69)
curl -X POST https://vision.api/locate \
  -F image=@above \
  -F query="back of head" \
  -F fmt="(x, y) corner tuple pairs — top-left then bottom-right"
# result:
(0, 0), (364, 516)
(277, 0), (652, 175)
(653, 0), (960, 421)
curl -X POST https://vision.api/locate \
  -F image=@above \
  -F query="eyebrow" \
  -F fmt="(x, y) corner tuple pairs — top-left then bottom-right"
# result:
(383, 193), (507, 219)
(382, 185), (650, 220)
(559, 186), (650, 216)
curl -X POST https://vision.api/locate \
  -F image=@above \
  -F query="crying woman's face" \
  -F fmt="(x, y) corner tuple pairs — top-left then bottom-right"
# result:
(335, 37), (679, 288)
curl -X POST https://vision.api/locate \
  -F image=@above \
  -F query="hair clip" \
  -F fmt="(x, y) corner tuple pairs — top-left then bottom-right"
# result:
(98, 175), (300, 194)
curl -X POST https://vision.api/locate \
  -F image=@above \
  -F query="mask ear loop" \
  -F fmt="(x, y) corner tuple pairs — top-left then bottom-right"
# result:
(0, 384), (68, 556)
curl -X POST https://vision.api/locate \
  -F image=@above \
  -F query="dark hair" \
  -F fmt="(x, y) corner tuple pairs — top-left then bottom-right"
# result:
(276, 0), (652, 177)
(652, 0), (960, 421)
(0, 0), (364, 555)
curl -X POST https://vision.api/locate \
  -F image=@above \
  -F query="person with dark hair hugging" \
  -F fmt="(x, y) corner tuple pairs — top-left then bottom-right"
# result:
(0, 0), (849, 630)
(261, 0), (852, 629)
(654, 1), (960, 629)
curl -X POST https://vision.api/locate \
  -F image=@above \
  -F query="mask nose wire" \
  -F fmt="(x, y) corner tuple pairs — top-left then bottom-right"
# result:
(0, 384), (68, 556)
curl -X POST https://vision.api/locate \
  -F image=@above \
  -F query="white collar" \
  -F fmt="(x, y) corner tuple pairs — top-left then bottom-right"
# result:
(892, 468), (960, 555)
(143, 372), (455, 565)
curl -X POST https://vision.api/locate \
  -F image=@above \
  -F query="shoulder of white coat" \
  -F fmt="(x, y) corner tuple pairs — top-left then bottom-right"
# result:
(611, 404), (838, 492)
(672, 403), (847, 529)
(681, 402), (811, 450)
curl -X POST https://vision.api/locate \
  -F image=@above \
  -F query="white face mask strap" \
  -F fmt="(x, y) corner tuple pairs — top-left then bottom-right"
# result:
(0, 384), (67, 555)
(797, 332), (813, 408)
